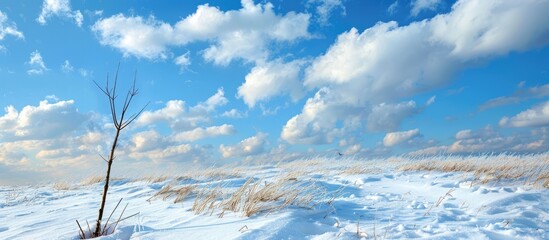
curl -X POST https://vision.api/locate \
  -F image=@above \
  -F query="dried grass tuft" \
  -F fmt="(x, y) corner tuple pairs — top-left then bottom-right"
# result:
(80, 176), (104, 186)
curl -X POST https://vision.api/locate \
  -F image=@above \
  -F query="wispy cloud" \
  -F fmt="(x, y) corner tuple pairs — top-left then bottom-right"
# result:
(307, 0), (346, 25)
(27, 51), (49, 75)
(479, 84), (549, 111)
(0, 11), (24, 49)
(410, 0), (440, 16)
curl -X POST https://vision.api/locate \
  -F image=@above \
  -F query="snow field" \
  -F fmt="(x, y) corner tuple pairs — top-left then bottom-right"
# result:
(1, 155), (548, 239)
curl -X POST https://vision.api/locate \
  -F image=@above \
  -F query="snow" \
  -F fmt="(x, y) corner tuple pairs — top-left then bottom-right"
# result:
(1, 158), (547, 239)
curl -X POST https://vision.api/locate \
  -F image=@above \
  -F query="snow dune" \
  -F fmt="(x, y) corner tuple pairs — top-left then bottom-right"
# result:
(1, 155), (547, 239)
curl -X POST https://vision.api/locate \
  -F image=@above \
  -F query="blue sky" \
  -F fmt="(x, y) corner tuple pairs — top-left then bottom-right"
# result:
(1, 0), (549, 184)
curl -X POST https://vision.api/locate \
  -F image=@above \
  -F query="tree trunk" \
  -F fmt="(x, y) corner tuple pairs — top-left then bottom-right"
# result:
(94, 128), (121, 237)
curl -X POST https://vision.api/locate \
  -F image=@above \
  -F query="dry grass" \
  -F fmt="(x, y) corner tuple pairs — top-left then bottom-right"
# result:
(216, 177), (320, 217)
(175, 165), (243, 182)
(149, 184), (198, 204)
(151, 173), (324, 218)
(140, 175), (169, 183)
(192, 184), (225, 215)
(53, 182), (72, 191)
(398, 153), (549, 188)
(80, 176), (104, 186)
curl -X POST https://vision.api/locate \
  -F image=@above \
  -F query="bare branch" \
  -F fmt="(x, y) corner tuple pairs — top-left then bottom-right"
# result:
(99, 154), (108, 163)
(102, 198), (123, 235)
(120, 102), (150, 130)
(111, 203), (129, 234)
(92, 64), (147, 237)
(76, 220), (85, 239)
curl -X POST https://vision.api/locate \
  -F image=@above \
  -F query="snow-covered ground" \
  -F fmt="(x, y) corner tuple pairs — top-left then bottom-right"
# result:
(1, 157), (548, 239)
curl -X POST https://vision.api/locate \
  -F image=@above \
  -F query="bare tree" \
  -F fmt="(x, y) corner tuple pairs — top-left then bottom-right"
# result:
(91, 65), (148, 237)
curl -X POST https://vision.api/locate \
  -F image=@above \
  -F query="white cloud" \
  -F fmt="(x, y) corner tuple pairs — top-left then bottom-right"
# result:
(127, 129), (208, 163)
(343, 144), (361, 155)
(0, 11), (24, 43)
(307, 0), (345, 25)
(412, 126), (549, 155)
(61, 60), (74, 73)
(37, 0), (83, 27)
(410, 0), (441, 16)
(219, 132), (268, 158)
(129, 140), (208, 163)
(479, 96), (521, 111)
(137, 89), (227, 131)
(92, 0), (310, 63)
(174, 52), (191, 71)
(174, 124), (236, 142)
(27, 51), (49, 75)
(479, 83), (549, 111)
(367, 101), (420, 131)
(383, 129), (420, 147)
(455, 129), (474, 140)
(221, 109), (247, 118)
(284, 0), (549, 145)
(387, 1), (399, 15)
(130, 130), (170, 152)
(191, 88), (228, 113)
(407, 145), (448, 157)
(0, 98), (88, 140)
(500, 101), (549, 128)
(137, 100), (187, 127)
(426, 96), (436, 106)
(0, 98), (109, 183)
(281, 88), (349, 144)
(78, 68), (91, 77)
(238, 59), (305, 108)
(91, 14), (173, 59)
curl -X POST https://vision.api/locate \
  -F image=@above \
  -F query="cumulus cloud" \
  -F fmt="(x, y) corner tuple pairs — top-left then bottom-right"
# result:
(411, 126), (549, 155)
(174, 124), (236, 142)
(281, 88), (351, 144)
(307, 0), (345, 25)
(367, 101), (420, 131)
(0, 11), (24, 44)
(27, 51), (49, 75)
(410, 0), (441, 16)
(37, 0), (83, 27)
(0, 98), (112, 184)
(500, 101), (549, 128)
(137, 88), (227, 130)
(221, 109), (247, 119)
(126, 129), (211, 163)
(219, 133), (268, 158)
(191, 88), (228, 113)
(283, 0), (549, 145)
(91, 14), (173, 59)
(448, 127), (518, 153)
(137, 100), (186, 127)
(238, 59), (305, 107)
(92, 0), (310, 63)
(0, 98), (88, 140)
(383, 129), (420, 147)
